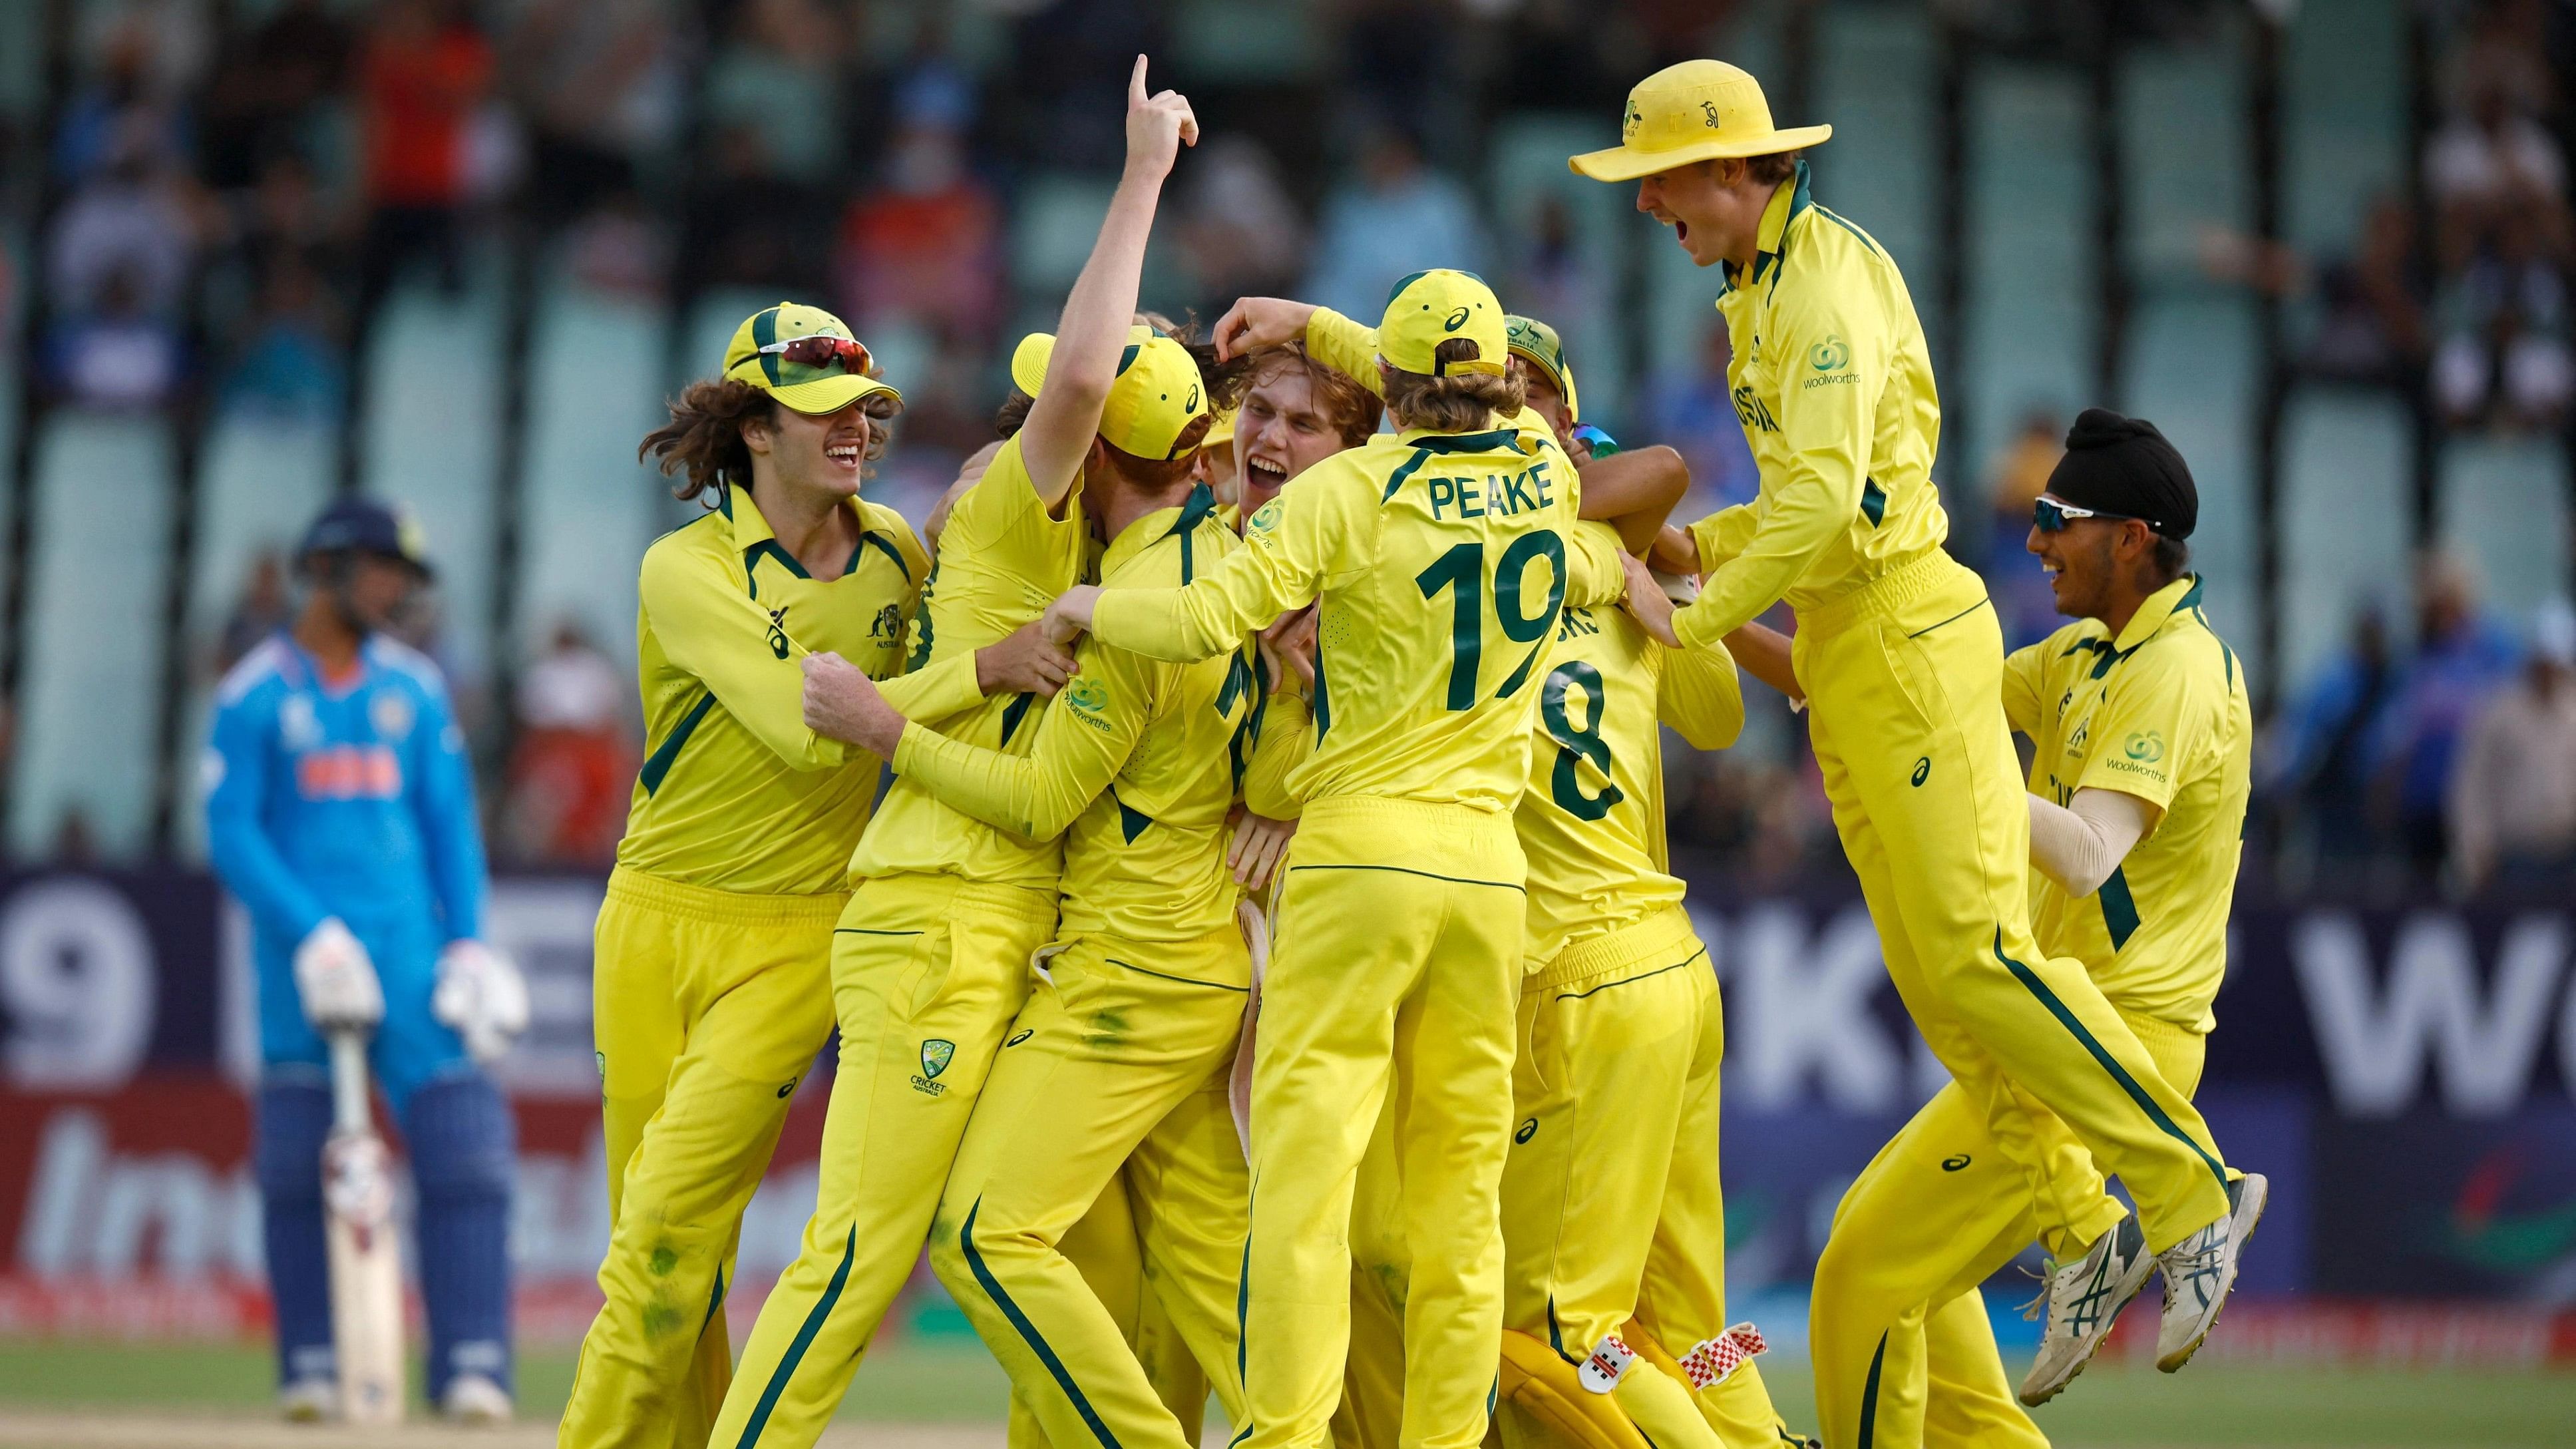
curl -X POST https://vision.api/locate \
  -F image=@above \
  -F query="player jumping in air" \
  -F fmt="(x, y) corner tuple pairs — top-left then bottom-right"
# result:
(1582, 61), (2251, 1446)
(1806, 412), (2266, 1444)
(206, 497), (526, 1424)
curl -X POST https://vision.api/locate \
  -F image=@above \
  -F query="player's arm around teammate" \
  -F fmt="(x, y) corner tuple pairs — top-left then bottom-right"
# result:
(1048, 271), (1630, 1449)
(1576, 65), (2248, 1442)
(204, 500), (523, 1424)
(709, 61), (1203, 1449)
(799, 461), (1252, 1449)
(564, 303), (1076, 1449)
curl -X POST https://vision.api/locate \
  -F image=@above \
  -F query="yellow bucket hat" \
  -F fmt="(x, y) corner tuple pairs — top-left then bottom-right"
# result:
(1010, 326), (1212, 461)
(1380, 269), (1507, 378)
(1568, 60), (1831, 182)
(1505, 314), (1580, 423)
(723, 302), (902, 415)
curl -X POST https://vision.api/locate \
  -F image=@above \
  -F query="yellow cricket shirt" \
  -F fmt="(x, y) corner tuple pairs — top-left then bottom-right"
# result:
(1669, 160), (1950, 648)
(1090, 421), (1628, 814)
(617, 485), (986, 895)
(848, 435), (1093, 888)
(1515, 604), (1744, 965)
(2001, 575), (2254, 1032)
(889, 491), (1258, 952)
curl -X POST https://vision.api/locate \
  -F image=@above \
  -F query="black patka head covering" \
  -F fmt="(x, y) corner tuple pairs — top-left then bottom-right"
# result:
(2045, 408), (2198, 540)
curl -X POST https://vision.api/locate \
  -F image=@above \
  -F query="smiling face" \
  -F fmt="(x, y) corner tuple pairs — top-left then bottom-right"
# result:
(2027, 508), (2134, 622)
(1636, 158), (1771, 269)
(1234, 366), (1350, 517)
(745, 397), (877, 507)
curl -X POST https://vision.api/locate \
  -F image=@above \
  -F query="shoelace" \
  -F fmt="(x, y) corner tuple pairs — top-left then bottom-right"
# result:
(2016, 1259), (2064, 1322)
(2160, 1230), (2226, 1305)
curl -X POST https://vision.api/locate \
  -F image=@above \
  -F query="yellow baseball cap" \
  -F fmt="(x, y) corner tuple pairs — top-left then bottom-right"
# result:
(723, 302), (902, 415)
(1568, 60), (1831, 182)
(1505, 314), (1580, 423)
(1010, 325), (1212, 461)
(1202, 405), (1237, 449)
(1379, 270), (1507, 378)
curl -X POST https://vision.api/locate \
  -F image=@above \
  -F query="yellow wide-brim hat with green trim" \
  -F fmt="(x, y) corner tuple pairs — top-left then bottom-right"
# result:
(1379, 269), (1507, 378)
(723, 302), (902, 415)
(1505, 314), (1580, 424)
(1010, 325), (1212, 461)
(1568, 59), (1831, 182)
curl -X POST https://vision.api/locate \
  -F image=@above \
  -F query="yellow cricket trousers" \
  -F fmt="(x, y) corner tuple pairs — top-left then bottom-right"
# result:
(931, 929), (1252, 1449)
(1006, 1144), (1223, 1449)
(1793, 552), (2229, 1239)
(711, 874), (1056, 1449)
(561, 869), (843, 1449)
(1811, 1014), (2209, 1449)
(1330, 1092), (1409, 1449)
(1246, 796), (1528, 1449)
(1498, 908), (1794, 1449)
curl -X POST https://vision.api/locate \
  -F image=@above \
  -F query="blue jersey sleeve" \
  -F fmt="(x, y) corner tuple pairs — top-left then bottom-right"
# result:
(406, 672), (488, 944)
(203, 688), (331, 944)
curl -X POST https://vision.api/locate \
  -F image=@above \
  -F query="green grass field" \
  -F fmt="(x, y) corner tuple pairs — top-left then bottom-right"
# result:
(1, 1339), (2573, 1446)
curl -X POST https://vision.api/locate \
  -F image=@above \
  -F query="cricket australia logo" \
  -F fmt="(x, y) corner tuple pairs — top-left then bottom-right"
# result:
(765, 606), (791, 659)
(870, 602), (902, 640)
(912, 1038), (956, 1096)
(1623, 105), (1644, 140)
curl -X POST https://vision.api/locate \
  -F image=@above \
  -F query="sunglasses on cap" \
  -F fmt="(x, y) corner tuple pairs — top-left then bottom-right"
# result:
(760, 333), (874, 382)
(2034, 495), (2157, 534)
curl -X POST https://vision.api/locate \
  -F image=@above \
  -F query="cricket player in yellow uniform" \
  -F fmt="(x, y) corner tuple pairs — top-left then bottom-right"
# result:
(1582, 61), (2249, 1441)
(566, 302), (1071, 1449)
(710, 61), (1206, 1449)
(1204, 296), (1764, 1449)
(795, 364), (1248, 1449)
(1044, 268), (1630, 1449)
(1808, 413), (2265, 1446)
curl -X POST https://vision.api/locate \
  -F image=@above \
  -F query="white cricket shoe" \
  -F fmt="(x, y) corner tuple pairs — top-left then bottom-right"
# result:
(279, 1378), (336, 1422)
(442, 1372), (514, 1426)
(2156, 1172), (2267, 1372)
(2016, 1213), (2152, 1406)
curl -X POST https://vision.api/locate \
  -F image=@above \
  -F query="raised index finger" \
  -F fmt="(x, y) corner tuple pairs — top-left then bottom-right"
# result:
(1129, 55), (1148, 107)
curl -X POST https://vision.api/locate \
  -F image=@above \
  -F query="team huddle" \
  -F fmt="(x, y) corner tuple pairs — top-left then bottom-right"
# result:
(532, 57), (2269, 1449)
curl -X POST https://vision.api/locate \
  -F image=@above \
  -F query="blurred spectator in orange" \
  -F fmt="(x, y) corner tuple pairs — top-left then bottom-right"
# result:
(218, 550), (293, 670)
(2367, 554), (2524, 881)
(355, 0), (494, 310)
(836, 119), (1000, 341)
(2450, 598), (2576, 895)
(504, 622), (635, 865)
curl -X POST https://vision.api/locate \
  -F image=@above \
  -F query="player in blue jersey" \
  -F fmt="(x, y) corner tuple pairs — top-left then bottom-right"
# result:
(204, 497), (530, 1424)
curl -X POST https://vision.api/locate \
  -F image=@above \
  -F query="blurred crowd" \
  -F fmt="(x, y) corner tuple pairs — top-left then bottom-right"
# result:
(2211, 0), (2571, 432)
(11, 0), (2572, 893)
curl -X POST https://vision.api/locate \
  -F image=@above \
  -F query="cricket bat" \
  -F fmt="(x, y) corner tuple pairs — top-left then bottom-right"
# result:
(323, 1028), (405, 1424)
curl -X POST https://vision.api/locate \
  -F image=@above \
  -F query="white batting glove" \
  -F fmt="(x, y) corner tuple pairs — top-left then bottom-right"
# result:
(431, 940), (530, 1064)
(293, 919), (383, 1032)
